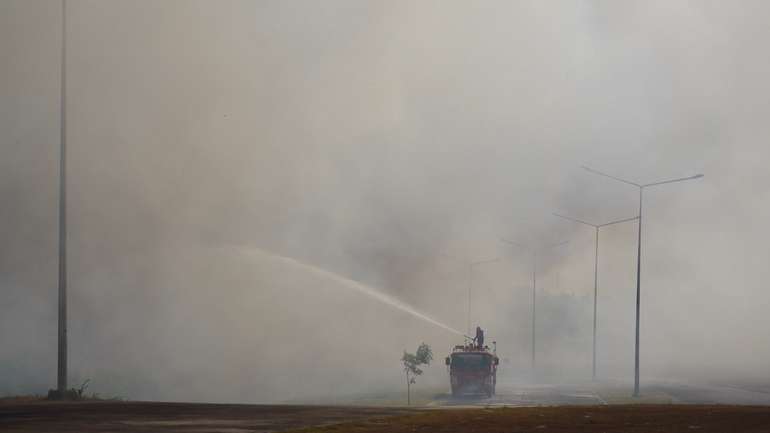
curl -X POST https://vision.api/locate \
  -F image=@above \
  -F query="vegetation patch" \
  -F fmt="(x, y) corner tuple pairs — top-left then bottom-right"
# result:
(291, 405), (770, 433)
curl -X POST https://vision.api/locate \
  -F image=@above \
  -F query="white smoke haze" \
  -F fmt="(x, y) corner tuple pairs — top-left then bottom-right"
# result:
(2, 0), (770, 402)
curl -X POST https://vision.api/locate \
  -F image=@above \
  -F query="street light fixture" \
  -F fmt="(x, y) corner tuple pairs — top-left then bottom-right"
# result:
(552, 212), (639, 381)
(581, 165), (703, 397)
(499, 238), (568, 371)
(440, 253), (499, 336)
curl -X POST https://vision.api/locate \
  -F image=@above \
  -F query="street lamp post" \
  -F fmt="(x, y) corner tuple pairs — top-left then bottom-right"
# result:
(57, 0), (68, 396)
(499, 239), (568, 371)
(440, 253), (499, 337)
(552, 213), (639, 381)
(582, 166), (703, 397)
(467, 258), (500, 336)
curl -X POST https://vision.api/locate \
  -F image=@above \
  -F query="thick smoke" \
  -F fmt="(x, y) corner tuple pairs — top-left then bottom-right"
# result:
(2, 0), (769, 402)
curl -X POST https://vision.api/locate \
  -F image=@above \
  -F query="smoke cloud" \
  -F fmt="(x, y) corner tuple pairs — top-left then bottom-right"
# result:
(2, 0), (769, 402)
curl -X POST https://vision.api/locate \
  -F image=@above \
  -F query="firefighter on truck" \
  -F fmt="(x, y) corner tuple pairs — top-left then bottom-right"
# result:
(445, 326), (499, 397)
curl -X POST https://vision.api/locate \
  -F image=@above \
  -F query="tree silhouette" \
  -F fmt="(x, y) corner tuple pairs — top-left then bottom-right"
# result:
(401, 343), (432, 405)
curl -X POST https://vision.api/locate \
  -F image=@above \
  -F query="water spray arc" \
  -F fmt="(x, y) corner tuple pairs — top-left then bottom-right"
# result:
(232, 246), (467, 338)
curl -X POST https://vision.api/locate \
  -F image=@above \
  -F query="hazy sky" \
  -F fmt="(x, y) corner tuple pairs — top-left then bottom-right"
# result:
(2, 0), (769, 402)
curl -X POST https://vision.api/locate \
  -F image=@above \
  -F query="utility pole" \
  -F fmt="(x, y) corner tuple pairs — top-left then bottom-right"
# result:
(57, 0), (68, 396)
(500, 238), (568, 371)
(582, 166), (703, 396)
(552, 213), (639, 381)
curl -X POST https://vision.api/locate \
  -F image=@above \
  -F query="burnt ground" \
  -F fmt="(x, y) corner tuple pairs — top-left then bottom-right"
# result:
(0, 401), (417, 433)
(2, 401), (770, 433)
(305, 405), (770, 433)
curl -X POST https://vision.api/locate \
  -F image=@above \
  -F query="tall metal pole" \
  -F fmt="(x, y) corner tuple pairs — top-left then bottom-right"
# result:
(531, 252), (536, 370)
(467, 263), (472, 337)
(442, 253), (497, 337)
(552, 212), (638, 381)
(500, 238), (567, 373)
(592, 227), (598, 381)
(467, 258), (499, 336)
(581, 166), (702, 397)
(633, 187), (643, 397)
(57, 0), (68, 395)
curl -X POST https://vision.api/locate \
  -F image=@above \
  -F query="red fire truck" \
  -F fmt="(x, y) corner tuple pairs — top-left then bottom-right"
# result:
(445, 329), (499, 397)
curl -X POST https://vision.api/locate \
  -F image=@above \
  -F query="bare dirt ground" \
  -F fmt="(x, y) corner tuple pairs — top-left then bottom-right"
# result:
(0, 401), (417, 433)
(2, 401), (770, 433)
(304, 405), (770, 433)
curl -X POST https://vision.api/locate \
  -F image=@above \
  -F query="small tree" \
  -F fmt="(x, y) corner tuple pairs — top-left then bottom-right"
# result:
(401, 343), (432, 405)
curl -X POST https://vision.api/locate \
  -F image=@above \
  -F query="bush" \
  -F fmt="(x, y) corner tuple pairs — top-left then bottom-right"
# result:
(46, 379), (90, 401)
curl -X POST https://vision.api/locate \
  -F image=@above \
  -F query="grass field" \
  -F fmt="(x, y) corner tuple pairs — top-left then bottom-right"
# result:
(286, 388), (447, 407)
(3, 401), (770, 432)
(295, 405), (770, 433)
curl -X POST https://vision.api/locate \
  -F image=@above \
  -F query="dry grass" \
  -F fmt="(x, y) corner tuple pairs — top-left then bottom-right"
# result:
(0, 395), (46, 404)
(3, 401), (769, 432)
(293, 405), (770, 433)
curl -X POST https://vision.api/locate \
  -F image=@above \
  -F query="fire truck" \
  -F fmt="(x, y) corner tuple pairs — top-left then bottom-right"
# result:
(444, 328), (499, 397)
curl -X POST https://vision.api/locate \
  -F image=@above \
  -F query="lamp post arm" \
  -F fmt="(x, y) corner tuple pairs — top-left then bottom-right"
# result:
(553, 213), (598, 228)
(642, 174), (704, 188)
(598, 215), (640, 227)
(471, 257), (500, 267)
(581, 165), (641, 187)
(499, 237), (530, 252)
(546, 240), (569, 250)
